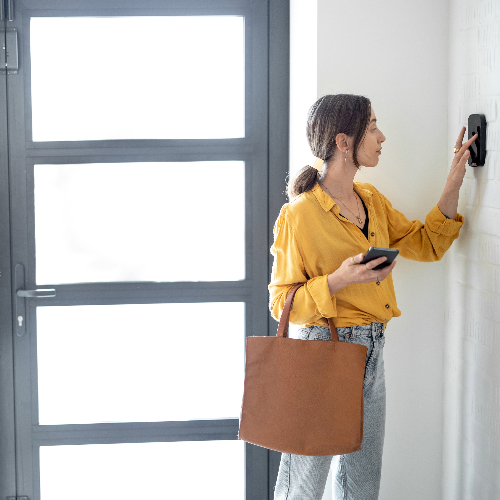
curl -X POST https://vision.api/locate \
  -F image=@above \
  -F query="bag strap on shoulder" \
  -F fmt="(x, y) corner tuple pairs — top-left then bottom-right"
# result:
(276, 284), (339, 341)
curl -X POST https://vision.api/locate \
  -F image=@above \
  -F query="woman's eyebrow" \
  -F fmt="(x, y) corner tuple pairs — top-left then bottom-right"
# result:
(370, 118), (377, 123)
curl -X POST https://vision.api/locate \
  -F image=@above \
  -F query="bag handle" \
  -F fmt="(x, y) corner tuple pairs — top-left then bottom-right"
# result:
(276, 284), (339, 342)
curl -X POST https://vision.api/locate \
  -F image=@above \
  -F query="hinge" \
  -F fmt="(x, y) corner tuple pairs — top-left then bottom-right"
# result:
(7, 0), (14, 21)
(0, 28), (18, 74)
(0, 0), (14, 21)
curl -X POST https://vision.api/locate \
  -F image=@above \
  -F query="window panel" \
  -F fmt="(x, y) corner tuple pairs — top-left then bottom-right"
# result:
(40, 440), (244, 500)
(37, 303), (245, 424)
(30, 16), (245, 141)
(34, 162), (245, 284)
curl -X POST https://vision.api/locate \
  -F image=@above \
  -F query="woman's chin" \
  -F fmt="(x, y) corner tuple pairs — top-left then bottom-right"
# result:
(360, 161), (378, 168)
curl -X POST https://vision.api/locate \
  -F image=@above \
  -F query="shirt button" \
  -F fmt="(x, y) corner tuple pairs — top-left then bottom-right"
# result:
(385, 304), (390, 309)
(371, 232), (375, 237)
(376, 281), (380, 285)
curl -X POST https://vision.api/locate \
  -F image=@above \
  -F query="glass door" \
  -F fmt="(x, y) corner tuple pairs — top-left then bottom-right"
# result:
(1, 0), (288, 498)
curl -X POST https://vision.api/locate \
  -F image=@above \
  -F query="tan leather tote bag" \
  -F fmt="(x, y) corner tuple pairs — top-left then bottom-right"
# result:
(238, 283), (367, 456)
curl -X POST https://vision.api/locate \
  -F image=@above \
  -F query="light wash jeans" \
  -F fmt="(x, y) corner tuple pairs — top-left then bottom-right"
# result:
(274, 322), (386, 500)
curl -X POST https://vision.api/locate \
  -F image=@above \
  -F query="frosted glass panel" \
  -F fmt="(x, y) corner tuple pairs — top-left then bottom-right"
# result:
(34, 162), (245, 284)
(30, 17), (244, 141)
(40, 441), (244, 500)
(37, 303), (244, 425)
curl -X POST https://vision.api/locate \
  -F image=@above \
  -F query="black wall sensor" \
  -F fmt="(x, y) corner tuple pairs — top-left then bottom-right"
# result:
(468, 114), (487, 167)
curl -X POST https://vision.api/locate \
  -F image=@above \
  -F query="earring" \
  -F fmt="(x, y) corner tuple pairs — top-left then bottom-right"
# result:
(345, 149), (348, 163)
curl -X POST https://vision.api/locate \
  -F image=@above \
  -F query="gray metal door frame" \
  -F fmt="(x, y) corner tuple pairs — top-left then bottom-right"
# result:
(0, 19), (17, 500)
(0, 0), (289, 498)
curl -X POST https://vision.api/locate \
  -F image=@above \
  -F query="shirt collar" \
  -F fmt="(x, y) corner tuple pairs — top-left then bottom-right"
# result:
(311, 182), (374, 213)
(311, 182), (335, 212)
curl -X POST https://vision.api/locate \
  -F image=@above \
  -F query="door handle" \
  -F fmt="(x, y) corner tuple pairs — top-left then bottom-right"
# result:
(17, 289), (56, 298)
(14, 264), (56, 337)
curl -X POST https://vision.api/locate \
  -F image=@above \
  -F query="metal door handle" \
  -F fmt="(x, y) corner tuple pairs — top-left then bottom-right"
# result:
(17, 289), (56, 298)
(14, 264), (56, 337)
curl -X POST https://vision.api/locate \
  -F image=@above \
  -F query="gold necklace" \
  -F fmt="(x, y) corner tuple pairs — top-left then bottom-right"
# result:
(320, 183), (363, 224)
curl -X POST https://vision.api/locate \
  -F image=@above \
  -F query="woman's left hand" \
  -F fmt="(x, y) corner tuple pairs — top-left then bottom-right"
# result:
(438, 127), (478, 219)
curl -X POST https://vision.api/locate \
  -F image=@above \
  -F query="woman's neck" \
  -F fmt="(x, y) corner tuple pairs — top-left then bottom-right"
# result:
(318, 157), (359, 199)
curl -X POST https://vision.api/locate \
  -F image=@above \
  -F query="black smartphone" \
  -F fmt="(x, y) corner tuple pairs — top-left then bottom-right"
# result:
(359, 247), (399, 270)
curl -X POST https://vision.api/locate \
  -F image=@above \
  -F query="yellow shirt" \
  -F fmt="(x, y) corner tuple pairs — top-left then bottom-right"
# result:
(269, 182), (464, 329)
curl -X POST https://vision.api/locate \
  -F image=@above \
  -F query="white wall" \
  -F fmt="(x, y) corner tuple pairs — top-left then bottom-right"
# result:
(291, 0), (451, 498)
(442, 1), (500, 499)
(289, 0), (317, 176)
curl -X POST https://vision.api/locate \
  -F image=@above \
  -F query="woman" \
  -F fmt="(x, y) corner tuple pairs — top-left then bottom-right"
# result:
(269, 94), (476, 500)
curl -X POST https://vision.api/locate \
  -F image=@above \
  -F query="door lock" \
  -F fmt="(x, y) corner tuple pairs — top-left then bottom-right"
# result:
(0, 28), (18, 74)
(14, 264), (56, 337)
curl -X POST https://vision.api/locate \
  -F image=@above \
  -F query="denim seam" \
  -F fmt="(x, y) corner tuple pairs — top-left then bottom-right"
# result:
(363, 331), (379, 383)
(340, 455), (347, 500)
(364, 349), (376, 382)
(285, 454), (290, 500)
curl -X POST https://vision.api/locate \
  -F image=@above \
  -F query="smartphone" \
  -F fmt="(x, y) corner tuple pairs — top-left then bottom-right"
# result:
(359, 247), (399, 270)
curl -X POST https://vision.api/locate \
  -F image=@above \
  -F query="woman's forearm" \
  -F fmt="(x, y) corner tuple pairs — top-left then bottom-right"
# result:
(438, 184), (460, 220)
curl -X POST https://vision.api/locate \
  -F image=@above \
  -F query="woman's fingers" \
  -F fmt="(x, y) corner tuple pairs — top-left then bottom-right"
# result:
(454, 128), (478, 162)
(364, 256), (387, 270)
(370, 260), (396, 282)
(457, 133), (478, 158)
(455, 126), (466, 148)
(457, 148), (471, 166)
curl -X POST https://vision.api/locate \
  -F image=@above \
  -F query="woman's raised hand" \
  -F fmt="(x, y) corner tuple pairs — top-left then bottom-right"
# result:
(437, 127), (478, 219)
(327, 253), (397, 295)
(445, 127), (478, 191)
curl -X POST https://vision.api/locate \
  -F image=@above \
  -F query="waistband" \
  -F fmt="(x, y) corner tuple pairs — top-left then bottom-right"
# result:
(315, 321), (385, 338)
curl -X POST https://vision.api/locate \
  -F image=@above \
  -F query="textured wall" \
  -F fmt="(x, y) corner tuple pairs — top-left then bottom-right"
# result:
(443, 1), (500, 499)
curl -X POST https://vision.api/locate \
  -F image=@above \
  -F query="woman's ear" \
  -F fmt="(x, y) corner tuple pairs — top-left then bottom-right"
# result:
(335, 133), (350, 152)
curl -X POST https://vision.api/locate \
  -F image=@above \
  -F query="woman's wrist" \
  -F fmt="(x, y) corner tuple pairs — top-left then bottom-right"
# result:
(327, 270), (348, 296)
(438, 184), (459, 220)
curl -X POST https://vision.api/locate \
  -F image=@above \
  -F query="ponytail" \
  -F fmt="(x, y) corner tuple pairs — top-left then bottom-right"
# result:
(287, 165), (319, 199)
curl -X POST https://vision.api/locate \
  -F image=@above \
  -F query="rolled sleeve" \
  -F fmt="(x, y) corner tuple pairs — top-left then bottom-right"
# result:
(425, 204), (464, 236)
(380, 191), (465, 262)
(306, 275), (337, 319)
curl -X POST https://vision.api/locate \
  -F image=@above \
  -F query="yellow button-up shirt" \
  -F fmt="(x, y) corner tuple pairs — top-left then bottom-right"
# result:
(269, 182), (464, 329)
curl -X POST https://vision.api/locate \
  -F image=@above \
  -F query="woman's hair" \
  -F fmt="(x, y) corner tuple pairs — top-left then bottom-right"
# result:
(287, 94), (372, 199)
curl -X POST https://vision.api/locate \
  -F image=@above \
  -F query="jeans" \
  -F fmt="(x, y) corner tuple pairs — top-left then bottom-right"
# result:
(274, 322), (387, 500)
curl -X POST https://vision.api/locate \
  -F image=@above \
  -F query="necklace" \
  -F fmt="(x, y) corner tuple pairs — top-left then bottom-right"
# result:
(320, 183), (363, 224)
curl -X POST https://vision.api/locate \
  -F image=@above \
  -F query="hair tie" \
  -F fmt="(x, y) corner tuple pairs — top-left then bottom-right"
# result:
(312, 158), (324, 170)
